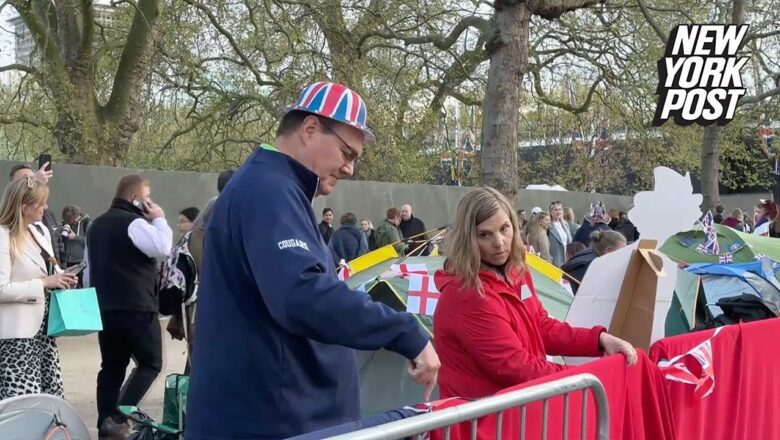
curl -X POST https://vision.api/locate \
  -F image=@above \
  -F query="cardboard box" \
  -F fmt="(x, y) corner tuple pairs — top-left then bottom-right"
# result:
(608, 239), (666, 351)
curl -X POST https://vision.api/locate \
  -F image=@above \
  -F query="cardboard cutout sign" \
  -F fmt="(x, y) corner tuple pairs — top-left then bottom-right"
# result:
(565, 167), (702, 364)
(609, 240), (666, 350)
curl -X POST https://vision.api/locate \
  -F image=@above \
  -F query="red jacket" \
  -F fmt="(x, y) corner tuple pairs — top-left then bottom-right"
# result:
(433, 266), (605, 399)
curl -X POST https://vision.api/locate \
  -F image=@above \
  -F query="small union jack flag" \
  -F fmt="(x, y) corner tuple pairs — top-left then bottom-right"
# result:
(719, 253), (733, 264)
(697, 211), (720, 255)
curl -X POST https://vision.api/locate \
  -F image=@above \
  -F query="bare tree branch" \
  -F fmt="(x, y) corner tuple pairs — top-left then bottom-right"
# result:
(741, 86), (780, 105)
(0, 114), (51, 128)
(744, 29), (780, 43)
(529, 68), (604, 114)
(532, 0), (605, 20)
(635, 0), (668, 44)
(183, 0), (281, 88)
(0, 63), (37, 74)
(359, 15), (490, 51)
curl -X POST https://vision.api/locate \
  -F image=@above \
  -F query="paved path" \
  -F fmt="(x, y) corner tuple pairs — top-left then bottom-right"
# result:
(59, 319), (188, 439)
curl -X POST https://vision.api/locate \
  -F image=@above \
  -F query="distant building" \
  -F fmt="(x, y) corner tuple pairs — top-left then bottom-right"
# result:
(9, 4), (116, 65)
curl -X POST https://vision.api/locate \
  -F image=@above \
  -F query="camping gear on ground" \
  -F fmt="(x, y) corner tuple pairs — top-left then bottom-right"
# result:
(664, 269), (701, 337)
(682, 261), (780, 318)
(661, 226), (780, 334)
(161, 374), (188, 438)
(120, 405), (181, 440)
(117, 374), (188, 440)
(713, 294), (775, 325)
(47, 287), (103, 337)
(0, 393), (90, 440)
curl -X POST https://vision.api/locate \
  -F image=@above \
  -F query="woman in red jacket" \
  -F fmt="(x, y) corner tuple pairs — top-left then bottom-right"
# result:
(433, 187), (637, 399)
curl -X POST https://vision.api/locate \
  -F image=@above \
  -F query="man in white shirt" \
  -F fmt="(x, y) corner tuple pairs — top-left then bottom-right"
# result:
(85, 175), (172, 439)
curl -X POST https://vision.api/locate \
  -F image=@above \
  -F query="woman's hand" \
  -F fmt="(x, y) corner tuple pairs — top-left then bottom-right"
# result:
(42, 272), (78, 290)
(36, 163), (53, 184)
(599, 332), (638, 366)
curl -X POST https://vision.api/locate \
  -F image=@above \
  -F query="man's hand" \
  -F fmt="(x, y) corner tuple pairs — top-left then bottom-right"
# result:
(407, 341), (440, 401)
(36, 163), (53, 184)
(599, 332), (638, 366)
(144, 201), (165, 220)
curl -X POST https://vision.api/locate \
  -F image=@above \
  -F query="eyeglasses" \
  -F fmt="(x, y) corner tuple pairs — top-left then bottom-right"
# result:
(320, 120), (361, 164)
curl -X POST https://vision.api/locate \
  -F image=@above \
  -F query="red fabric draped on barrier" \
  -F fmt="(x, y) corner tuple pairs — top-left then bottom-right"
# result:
(430, 353), (676, 440)
(649, 319), (780, 440)
(430, 318), (780, 440)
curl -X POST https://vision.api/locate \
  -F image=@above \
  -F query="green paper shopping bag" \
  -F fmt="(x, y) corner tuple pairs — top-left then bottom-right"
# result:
(47, 287), (103, 337)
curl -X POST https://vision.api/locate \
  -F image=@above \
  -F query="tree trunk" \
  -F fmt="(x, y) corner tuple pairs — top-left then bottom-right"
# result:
(480, 2), (530, 204)
(700, 125), (722, 212)
(699, 0), (745, 212)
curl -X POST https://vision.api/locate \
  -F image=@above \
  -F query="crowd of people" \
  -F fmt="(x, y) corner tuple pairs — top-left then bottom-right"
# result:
(517, 201), (634, 289)
(0, 160), (236, 439)
(317, 203), (434, 265)
(0, 80), (758, 440)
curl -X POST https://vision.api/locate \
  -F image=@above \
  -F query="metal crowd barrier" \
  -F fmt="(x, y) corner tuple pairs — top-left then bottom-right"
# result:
(325, 373), (609, 440)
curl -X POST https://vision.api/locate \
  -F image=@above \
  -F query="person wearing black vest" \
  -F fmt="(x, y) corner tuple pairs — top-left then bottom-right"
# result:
(399, 204), (430, 256)
(86, 175), (173, 439)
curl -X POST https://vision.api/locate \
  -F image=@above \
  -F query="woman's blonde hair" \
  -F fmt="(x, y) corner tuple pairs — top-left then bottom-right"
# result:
(443, 187), (526, 294)
(0, 177), (49, 262)
(590, 230), (627, 255)
(525, 211), (550, 248)
(563, 207), (576, 223)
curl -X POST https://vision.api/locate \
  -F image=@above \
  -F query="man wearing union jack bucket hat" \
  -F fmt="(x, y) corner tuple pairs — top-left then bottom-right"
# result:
(186, 81), (440, 440)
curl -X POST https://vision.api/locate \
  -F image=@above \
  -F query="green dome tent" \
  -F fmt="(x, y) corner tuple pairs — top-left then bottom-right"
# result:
(660, 224), (780, 269)
(660, 224), (780, 337)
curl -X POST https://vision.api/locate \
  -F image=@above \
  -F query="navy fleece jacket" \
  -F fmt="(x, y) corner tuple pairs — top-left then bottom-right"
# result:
(185, 146), (430, 440)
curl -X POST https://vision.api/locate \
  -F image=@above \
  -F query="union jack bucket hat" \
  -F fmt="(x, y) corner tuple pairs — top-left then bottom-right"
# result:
(284, 81), (375, 142)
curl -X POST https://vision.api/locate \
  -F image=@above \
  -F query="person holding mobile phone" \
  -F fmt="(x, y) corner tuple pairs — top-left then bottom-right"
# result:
(0, 177), (78, 402)
(85, 175), (172, 438)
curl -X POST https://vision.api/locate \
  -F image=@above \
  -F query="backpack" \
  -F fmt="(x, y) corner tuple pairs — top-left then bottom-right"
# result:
(158, 232), (198, 316)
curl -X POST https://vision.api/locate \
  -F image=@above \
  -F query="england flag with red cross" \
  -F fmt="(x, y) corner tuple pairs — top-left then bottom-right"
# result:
(389, 263), (429, 276)
(406, 274), (440, 316)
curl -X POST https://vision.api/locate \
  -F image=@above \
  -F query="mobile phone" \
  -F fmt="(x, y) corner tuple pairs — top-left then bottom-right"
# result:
(132, 197), (150, 214)
(37, 154), (52, 172)
(65, 262), (86, 275)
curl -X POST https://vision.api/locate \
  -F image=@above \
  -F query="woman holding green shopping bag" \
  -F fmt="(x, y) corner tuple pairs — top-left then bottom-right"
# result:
(0, 176), (77, 399)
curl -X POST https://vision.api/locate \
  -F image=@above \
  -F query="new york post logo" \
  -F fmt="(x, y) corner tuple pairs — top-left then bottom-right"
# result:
(653, 25), (749, 127)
